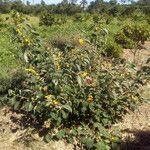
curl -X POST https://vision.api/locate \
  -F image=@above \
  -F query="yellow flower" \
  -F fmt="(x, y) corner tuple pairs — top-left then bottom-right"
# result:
(78, 38), (84, 45)
(53, 52), (62, 70)
(47, 47), (50, 50)
(24, 38), (31, 46)
(52, 100), (60, 105)
(25, 38), (29, 42)
(25, 68), (39, 76)
(45, 94), (54, 100)
(79, 71), (88, 78)
(45, 95), (60, 106)
(110, 136), (115, 142)
(55, 62), (61, 70)
(87, 95), (94, 103)
(16, 29), (21, 34)
(131, 95), (138, 101)
(16, 12), (20, 17)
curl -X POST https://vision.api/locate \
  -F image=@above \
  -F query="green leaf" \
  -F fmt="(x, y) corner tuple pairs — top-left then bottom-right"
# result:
(77, 75), (82, 87)
(10, 97), (16, 106)
(61, 110), (68, 119)
(95, 141), (110, 150)
(44, 134), (52, 142)
(81, 137), (94, 149)
(76, 64), (81, 71)
(56, 129), (66, 139)
(28, 102), (33, 112)
(14, 101), (20, 110)
(34, 104), (42, 113)
(62, 104), (72, 113)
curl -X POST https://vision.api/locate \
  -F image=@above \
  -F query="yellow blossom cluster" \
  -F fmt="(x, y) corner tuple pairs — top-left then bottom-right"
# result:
(15, 24), (32, 47)
(45, 94), (60, 106)
(87, 95), (94, 103)
(78, 38), (84, 45)
(53, 52), (63, 70)
(25, 65), (39, 77)
(78, 71), (88, 78)
(23, 38), (31, 46)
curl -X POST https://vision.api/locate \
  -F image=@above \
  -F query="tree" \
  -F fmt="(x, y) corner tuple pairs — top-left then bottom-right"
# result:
(80, 0), (88, 9)
(61, 0), (68, 4)
(70, 0), (78, 4)
(137, 0), (150, 5)
(26, 0), (30, 5)
(41, 0), (45, 6)
(109, 0), (117, 5)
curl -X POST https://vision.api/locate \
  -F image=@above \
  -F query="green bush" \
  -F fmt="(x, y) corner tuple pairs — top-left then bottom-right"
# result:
(146, 17), (150, 24)
(92, 14), (102, 24)
(0, 69), (25, 95)
(5, 12), (147, 150)
(122, 23), (150, 45)
(105, 41), (123, 58)
(50, 36), (77, 52)
(40, 13), (67, 26)
(6, 47), (143, 149)
(73, 13), (85, 22)
(131, 9), (146, 21)
(73, 13), (90, 22)
(0, 15), (8, 28)
(114, 32), (135, 49)
(115, 23), (150, 49)
(40, 13), (55, 26)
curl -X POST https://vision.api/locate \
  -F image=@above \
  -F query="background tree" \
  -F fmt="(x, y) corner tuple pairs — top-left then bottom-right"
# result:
(70, 0), (78, 4)
(80, 0), (88, 9)
(61, 0), (69, 4)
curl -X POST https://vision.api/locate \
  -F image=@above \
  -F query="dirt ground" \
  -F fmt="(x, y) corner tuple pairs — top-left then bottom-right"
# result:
(0, 42), (149, 150)
(123, 41), (150, 67)
(0, 107), (74, 150)
(116, 41), (150, 150)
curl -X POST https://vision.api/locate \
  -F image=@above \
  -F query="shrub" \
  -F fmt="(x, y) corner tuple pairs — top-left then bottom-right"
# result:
(92, 14), (102, 24)
(7, 47), (143, 149)
(73, 13), (85, 22)
(105, 41), (123, 58)
(73, 13), (90, 22)
(40, 13), (67, 26)
(114, 32), (135, 49)
(115, 23), (150, 49)
(6, 12), (146, 150)
(146, 17), (150, 24)
(50, 36), (75, 52)
(0, 15), (8, 28)
(11, 11), (41, 62)
(131, 9), (146, 21)
(40, 13), (55, 26)
(122, 23), (150, 45)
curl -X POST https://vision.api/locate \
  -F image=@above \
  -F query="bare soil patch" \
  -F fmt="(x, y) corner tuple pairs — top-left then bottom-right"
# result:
(118, 41), (150, 150)
(123, 41), (150, 67)
(0, 107), (73, 150)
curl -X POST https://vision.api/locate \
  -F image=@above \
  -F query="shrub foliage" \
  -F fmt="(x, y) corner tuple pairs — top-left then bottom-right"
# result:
(4, 12), (148, 150)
